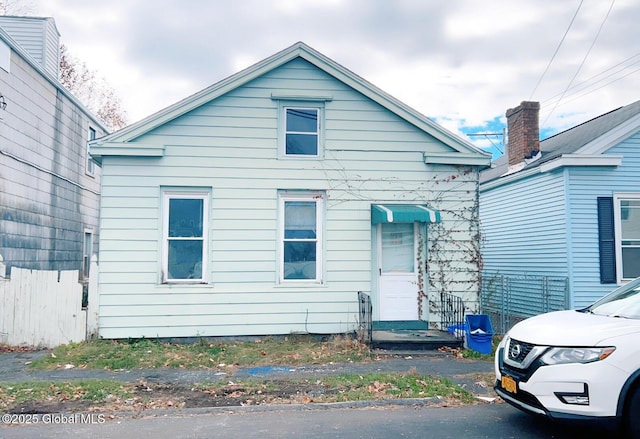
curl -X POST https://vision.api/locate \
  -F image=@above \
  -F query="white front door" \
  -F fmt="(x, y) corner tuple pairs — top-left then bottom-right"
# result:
(378, 223), (420, 321)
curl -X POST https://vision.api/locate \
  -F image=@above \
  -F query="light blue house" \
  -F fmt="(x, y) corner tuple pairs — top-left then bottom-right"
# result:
(90, 42), (490, 339)
(480, 100), (640, 322)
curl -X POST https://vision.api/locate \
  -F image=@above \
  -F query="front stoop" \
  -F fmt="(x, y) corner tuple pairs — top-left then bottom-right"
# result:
(371, 329), (462, 351)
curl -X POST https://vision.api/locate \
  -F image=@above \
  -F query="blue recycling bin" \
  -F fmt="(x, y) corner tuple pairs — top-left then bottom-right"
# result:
(446, 323), (467, 340)
(465, 314), (494, 354)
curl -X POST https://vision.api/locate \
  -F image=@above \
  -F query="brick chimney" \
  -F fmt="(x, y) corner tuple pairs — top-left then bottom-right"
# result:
(506, 101), (540, 166)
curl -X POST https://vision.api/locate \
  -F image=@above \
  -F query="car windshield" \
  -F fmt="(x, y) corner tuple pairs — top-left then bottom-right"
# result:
(585, 277), (640, 319)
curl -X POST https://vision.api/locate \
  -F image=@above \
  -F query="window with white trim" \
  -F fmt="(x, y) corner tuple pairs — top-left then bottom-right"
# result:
(86, 127), (96, 176)
(280, 103), (323, 157)
(279, 192), (323, 282)
(0, 39), (10, 72)
(162, 191), (209, 283)
(82, 230), (93, 279)
(615, 194), (640, 281)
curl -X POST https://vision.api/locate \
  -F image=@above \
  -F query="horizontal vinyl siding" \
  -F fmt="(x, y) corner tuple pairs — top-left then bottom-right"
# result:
(566, 134), (640, 307)
(98, 58), (482, 338)
(480, 172), (569, 277)
(0, 39), (104, 273)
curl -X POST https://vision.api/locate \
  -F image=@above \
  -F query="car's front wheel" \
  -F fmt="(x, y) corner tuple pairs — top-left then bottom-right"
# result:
(624, 384), (640, 438)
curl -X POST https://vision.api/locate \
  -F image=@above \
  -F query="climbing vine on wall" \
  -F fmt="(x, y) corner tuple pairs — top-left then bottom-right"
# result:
(319, 154), (484, 325)
(416, 227), (426, 319)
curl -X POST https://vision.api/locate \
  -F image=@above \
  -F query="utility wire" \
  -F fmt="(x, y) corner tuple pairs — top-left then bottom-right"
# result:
(529, 0), (584, 100)
(541, 55), (640, 105)
(544, 66), (640, 110)
(542, 0), (616, 127)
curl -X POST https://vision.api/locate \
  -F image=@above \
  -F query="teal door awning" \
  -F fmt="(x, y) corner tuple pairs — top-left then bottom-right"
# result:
(371, 204), (441, 224)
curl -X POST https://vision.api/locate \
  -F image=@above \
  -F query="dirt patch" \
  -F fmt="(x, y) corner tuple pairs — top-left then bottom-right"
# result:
(5, 380), (346, 414)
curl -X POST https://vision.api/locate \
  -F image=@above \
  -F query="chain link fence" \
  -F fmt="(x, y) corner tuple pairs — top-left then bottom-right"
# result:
(481, 271), (569, 335)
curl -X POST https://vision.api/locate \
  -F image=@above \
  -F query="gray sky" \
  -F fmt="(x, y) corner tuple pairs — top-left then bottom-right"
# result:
(30, 0), (640, 152)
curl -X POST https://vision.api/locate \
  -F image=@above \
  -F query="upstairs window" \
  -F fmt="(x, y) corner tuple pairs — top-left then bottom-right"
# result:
(285, 107), (319, 156)
(283, 106), (321, 157)
(162, 191), (209, 283)
(86, 127), (96, 176)
(0, 39), (10, 72)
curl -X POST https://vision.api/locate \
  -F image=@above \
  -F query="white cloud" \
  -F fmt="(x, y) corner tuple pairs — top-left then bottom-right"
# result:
(30, 0), (640, 148)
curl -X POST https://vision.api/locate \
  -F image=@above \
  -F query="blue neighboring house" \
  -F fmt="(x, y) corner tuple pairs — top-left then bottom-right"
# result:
(480, 100), (640, 313)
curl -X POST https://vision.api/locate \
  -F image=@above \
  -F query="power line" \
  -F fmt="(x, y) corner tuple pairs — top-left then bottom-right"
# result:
(529, 0), (584, 100)
(542, 0), (616, 127)
(541, 52), (640, 105)
(467, 131), (505, 154)
(543, 65), (640, 111)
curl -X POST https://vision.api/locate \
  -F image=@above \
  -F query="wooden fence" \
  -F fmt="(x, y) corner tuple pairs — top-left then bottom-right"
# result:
(0, 254), (98, 348)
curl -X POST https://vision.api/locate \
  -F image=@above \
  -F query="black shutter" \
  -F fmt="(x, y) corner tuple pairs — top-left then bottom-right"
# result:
(597, 197), (617, 284)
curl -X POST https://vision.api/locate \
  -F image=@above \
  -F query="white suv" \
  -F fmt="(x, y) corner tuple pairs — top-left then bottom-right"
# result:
(494, 277), (640, 436)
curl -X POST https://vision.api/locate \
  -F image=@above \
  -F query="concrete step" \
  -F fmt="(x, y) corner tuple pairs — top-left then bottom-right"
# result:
(371, 329), (463, 351)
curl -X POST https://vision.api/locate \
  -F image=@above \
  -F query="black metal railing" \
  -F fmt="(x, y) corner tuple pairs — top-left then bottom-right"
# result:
(357, 291), (372, 345)
(440, 292), (465, 340)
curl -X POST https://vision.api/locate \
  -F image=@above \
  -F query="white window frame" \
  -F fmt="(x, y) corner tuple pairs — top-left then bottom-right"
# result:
(279, 192), (324, 283)
(86, 127), (96, 176)
(82, 229), (93, 279)
(0, 39), (10, 72)
(613, 193), (640, 282)
(278, 101), (324, 159)
(162, 190), (209, 284)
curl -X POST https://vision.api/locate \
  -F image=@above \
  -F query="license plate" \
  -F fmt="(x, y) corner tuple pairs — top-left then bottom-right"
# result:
(501, 375), (517, 394)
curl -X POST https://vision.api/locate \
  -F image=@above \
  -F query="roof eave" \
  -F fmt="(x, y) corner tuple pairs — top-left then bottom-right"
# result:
(480, 154), (623, 191)
(90, 143), (165, 165)
(576, 112), (640, 155)
(424, 151), (491, 167)
(538, 154), (623, 172)
(95, 44), (306, 145)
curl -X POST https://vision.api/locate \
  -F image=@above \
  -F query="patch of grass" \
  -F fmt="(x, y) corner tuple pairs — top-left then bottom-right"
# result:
(461, 349), (494, 360)
(461, 335), (502, 360)
(0, 372), (475, 411)
(0, 380), (132, 410)
(196, 371), (475, 404)
(28, 335), (372, 371)
(319, 372), (475, 403)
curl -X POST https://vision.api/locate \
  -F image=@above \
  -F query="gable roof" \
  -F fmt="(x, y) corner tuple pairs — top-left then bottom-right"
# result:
(91, 42), (489, 166)
(480, 99), (640, 186)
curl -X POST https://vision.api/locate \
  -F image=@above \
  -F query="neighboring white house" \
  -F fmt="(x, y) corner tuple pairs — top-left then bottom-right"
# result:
(0, 16), (108, 276)
(90, 42), (491, 339)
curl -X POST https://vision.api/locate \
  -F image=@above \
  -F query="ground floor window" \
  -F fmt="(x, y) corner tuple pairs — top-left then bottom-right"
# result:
(279, 192), (324, 282)
(381, 223), (415, 273)
(162, 190), (209, 282)
(82, 229), (93, 278)
(616, 194), (640, 281)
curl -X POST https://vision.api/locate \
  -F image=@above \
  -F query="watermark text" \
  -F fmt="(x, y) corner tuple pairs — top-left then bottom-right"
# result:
(1, 413), (106, 425)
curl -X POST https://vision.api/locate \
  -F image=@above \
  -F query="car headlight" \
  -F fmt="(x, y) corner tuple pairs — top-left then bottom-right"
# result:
(540, 347), (615, 365)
